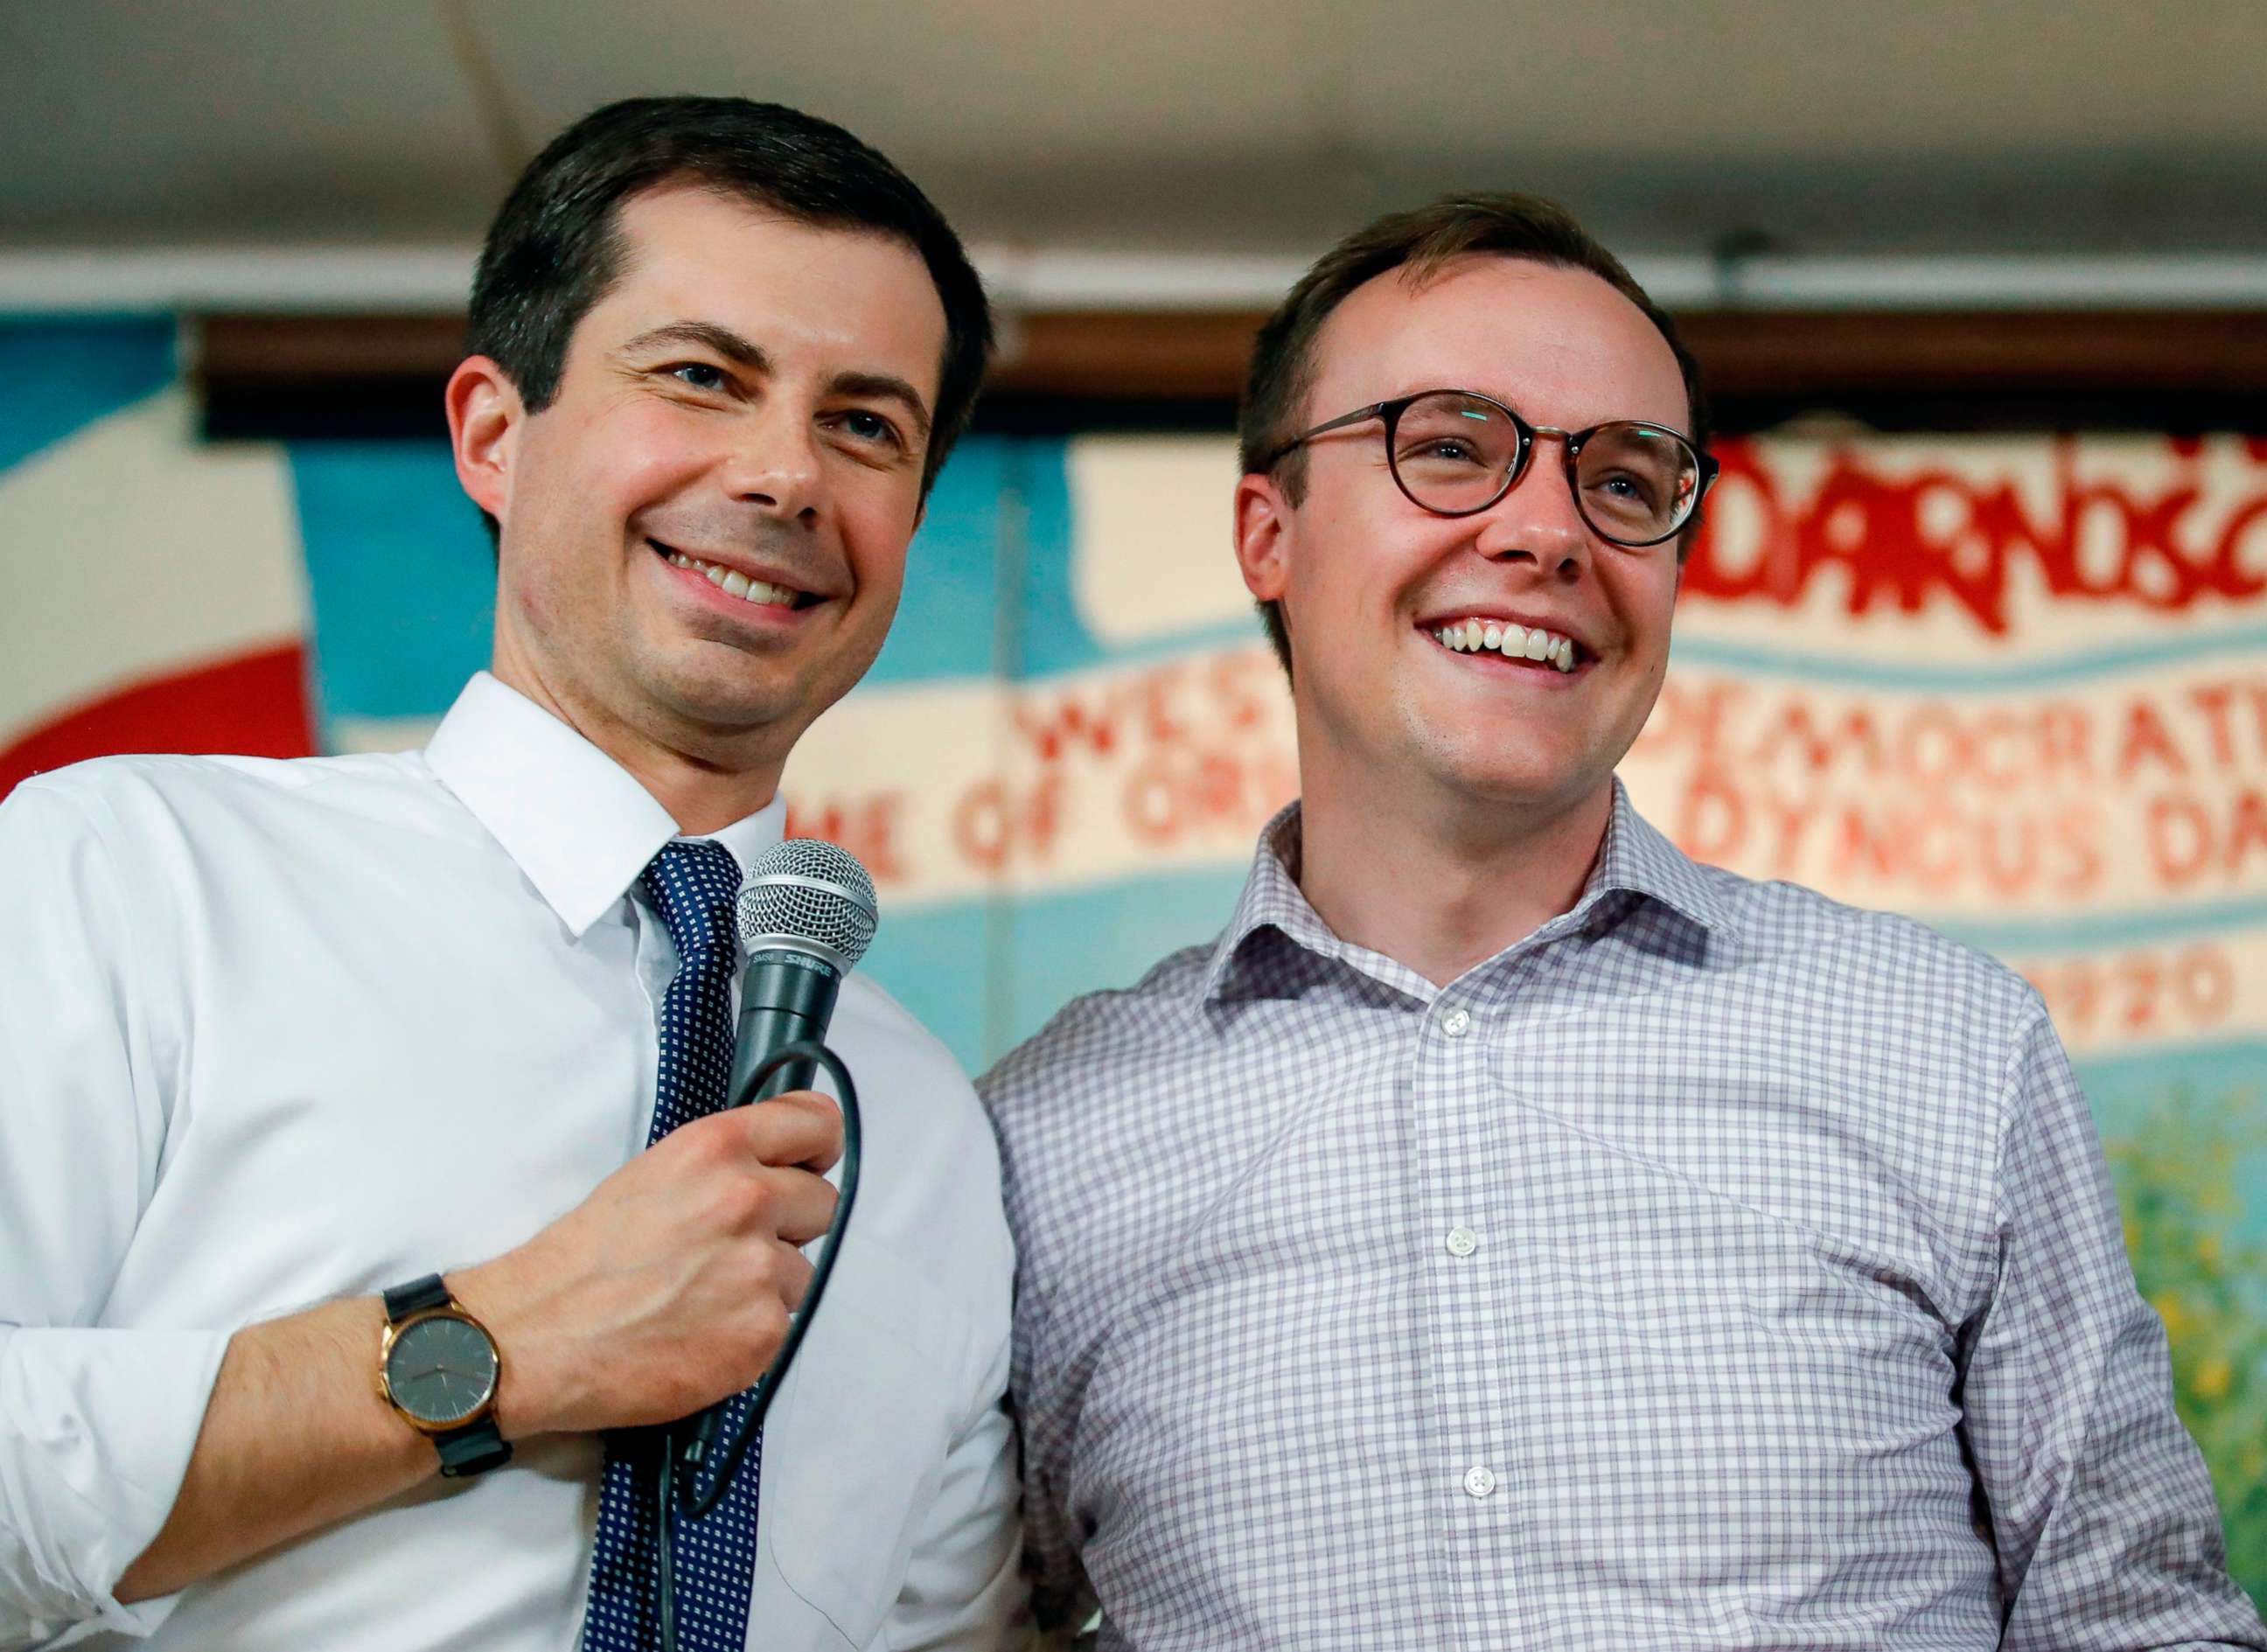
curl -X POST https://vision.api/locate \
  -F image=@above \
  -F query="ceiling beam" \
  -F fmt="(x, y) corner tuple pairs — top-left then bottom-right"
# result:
(197, 308), (2267, 413)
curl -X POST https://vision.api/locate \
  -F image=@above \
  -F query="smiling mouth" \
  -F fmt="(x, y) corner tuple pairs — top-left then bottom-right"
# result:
(1425, 617), (1583, 673)
(650, 539), (821, 609)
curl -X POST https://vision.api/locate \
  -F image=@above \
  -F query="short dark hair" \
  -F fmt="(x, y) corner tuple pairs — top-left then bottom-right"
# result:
(466, 96), (992, 538)
(1238, 192), (1710, 680)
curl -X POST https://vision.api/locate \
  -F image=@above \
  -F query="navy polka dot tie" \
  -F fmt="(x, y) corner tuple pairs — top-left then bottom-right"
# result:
(582, 839), (763, 1651)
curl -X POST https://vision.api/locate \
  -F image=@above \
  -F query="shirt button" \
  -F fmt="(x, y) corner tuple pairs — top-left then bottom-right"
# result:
(1439, 1006), (1471, 1037)
(1463, 1465), (1497, 1499)
(1445, 1226), (1478, 1258)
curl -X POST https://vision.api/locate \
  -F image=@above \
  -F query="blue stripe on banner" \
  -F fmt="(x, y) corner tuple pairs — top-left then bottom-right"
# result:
(1926, 898), (2267, 955)
(858, 866), (1250, 1072)
(286, 441), (496, 727)
(1668, 627), (2267, 691)
(0, 315), (175, 473)
(2078, 1038), (2267, 1103)
(866, 436), (1008, 685)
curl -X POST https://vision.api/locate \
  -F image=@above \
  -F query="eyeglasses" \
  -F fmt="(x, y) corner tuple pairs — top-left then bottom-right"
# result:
(1262, 387), (1718, 547)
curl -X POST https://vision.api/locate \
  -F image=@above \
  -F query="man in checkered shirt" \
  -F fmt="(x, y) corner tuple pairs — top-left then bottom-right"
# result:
(980, 194), (2266, 1650)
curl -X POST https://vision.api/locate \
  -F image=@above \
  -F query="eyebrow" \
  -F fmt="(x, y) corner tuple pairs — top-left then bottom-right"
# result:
(617, 320), (770, 371)
(617, 321), (934, 445)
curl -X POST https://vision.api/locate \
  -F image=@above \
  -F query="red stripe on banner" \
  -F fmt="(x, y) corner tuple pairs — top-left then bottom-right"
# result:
(0, 642), (318, 802)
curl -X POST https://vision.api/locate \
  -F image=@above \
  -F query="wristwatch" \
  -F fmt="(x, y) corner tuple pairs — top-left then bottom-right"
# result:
(377, 1274), (513, 1478)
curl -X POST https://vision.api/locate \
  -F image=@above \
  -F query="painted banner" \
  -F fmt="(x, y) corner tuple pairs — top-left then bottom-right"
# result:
(3, 317), (2261, 1591)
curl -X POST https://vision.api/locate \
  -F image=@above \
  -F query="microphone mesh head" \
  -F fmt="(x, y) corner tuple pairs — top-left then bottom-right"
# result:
(736, 839), (879, 969)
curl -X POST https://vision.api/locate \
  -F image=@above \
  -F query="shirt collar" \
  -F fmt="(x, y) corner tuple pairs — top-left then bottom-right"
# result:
(1580, 778), (1733, 941)
(423, 673), (787, 939)
(1199, 779), (1733, 1004)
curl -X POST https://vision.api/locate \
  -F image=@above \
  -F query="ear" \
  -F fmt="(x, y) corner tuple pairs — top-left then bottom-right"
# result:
(445, 356), (523, 529)
(1232, 470), (1293, 605)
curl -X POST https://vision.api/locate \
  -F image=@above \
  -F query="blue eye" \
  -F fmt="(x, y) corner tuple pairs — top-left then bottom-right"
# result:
(838, 410), (903, 449)
(667, 363), (728, 392)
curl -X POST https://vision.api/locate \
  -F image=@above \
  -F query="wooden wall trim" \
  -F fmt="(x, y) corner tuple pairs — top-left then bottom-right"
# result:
(196, 308), (2267, 414)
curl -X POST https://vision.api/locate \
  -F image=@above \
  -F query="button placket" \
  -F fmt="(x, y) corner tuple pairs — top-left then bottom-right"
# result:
(1415, 978), (1520, 1648)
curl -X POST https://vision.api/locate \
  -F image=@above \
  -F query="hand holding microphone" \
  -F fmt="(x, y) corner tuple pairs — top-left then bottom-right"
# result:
(450, 840), (878, 1444)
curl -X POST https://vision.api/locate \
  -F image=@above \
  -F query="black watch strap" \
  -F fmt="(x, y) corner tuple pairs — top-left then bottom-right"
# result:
(383, 1272), (451, 1322)
(435, 1418), (513, 1478)
(381, 1272), (513, 1478)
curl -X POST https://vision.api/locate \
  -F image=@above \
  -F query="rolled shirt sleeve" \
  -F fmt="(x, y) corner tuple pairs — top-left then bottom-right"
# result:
(0, 779), (227, 1647)
(1960, 1000), (2266, 1649)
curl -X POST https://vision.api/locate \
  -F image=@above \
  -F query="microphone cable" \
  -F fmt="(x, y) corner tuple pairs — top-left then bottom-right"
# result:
(653, 1037), (861, 1652)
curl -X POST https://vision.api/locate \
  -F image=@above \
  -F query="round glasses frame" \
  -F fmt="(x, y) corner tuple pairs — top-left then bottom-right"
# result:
(1262, 387), (1719, 548)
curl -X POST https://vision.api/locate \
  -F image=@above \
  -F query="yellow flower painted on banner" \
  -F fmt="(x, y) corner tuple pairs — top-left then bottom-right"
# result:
(2104, 1087), (2266, 1603)
(2152, 1293), (2192, 1342)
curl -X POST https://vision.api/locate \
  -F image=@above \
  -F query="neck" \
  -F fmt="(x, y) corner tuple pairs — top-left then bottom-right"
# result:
(1294, 745), (1614, 988)
(490, 649), (785, 838)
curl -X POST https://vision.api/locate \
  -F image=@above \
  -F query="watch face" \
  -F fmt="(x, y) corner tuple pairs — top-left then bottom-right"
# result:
(386, 1314), (499, 1427)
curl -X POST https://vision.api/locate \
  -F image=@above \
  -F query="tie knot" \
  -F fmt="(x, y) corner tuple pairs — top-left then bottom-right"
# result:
(638, 839), (742, 960)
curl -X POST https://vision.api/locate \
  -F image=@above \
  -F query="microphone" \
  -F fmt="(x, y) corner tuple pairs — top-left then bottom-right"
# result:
(728, 838), (879, 1107)
(661, 838), (878, 1649)
(671, 837), (879, 1492)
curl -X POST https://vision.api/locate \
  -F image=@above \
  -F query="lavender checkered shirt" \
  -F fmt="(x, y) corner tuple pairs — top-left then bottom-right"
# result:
(981, 784), (2264, 1650)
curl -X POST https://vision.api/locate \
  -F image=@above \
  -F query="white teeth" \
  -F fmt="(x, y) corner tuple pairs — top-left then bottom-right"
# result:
(669, 546), (803, 606)
(1430, 617), (1581, 668)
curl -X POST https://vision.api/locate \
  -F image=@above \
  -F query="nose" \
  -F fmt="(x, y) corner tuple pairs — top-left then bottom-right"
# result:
(1471, 429), (1590, 575)
(720, 401), (823, 526)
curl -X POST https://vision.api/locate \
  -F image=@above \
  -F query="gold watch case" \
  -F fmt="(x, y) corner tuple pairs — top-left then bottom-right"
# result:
(378, 1302), (503, 1435)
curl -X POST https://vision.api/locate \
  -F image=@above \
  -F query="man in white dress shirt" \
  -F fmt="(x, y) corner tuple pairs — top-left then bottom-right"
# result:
(0, 97), (1018, 1649)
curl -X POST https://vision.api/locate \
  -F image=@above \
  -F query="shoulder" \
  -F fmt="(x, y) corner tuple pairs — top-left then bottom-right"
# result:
(1717, 870), (2040, 1021)
(3, 750), (458, 962)
(979, 938), (1216, 1123)
(1681, 868), (2052, 1122)
(833, 972), (1014, 1272)
(4, 748), (429, 849)
(835, 972), (988, 1126)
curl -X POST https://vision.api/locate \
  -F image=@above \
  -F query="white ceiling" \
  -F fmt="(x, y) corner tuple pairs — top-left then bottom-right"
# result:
(4, 0), (2264, 263)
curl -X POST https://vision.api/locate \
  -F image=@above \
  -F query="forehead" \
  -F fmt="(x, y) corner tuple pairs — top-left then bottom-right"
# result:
(1303, 254), (1690, 434)
(578, 185), (947, 388)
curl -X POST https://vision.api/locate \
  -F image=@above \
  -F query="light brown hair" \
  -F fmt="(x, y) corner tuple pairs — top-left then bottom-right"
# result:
(1238, 192), (1710, 680)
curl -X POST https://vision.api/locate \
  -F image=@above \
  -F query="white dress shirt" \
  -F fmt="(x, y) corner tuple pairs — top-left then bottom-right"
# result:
(0, 673), (1021, 1651)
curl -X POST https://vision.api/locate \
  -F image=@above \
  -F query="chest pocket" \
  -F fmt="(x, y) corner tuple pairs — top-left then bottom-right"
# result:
(763, 1236), (969, 1647)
